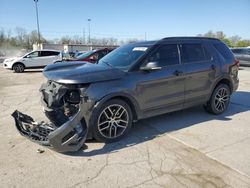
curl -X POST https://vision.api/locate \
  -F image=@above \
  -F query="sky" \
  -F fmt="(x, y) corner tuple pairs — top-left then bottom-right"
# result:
(0, 0), (250, 41)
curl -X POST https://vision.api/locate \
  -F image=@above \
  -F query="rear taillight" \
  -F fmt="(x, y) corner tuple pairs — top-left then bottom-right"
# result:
(231, 59), (239, 77)
(234, 59), (240, 67)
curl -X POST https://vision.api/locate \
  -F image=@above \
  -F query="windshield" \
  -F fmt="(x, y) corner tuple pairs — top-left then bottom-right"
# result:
(98, 44), (150, 71)
(76, 50), (94, 60)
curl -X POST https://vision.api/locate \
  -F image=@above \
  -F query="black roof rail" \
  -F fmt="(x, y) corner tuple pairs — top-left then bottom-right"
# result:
(160, 37), (221, 41)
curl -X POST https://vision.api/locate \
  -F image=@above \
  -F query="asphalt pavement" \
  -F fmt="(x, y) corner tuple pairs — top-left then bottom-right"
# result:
(0, 67), (250, 188)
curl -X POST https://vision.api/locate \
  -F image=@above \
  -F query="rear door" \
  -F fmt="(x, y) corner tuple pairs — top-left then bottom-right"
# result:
(40, 51), (61, 66)
(180, 42), (216, 107)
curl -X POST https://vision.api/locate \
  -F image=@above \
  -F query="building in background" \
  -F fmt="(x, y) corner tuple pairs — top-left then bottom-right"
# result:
(33, 43), (118, 53)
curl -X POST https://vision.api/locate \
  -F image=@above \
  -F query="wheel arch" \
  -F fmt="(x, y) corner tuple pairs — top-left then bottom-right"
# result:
(95, 93), (141, 121)
(12, 62), (25, 70)
(213, 77), (233, 94)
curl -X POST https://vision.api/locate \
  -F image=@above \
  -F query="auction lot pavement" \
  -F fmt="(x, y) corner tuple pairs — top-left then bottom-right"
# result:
(0, 66), (250, 188)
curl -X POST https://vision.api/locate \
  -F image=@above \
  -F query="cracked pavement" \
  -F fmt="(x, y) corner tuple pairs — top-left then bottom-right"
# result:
(0, 67), (250, 188)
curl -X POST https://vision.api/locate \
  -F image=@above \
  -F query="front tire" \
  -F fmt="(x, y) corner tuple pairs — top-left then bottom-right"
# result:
(204, 84), (230, 115)
(13, 63), (25, 73)
(92, 99), (133, 143)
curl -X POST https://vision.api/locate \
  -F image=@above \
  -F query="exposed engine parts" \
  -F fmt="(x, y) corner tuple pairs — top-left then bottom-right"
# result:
(40, 81), (81, 127)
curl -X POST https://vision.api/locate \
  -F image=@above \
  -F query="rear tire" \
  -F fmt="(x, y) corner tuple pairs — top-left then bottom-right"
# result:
(92, 99), (133, 143)
(13, 63), (25, 73)
(204, 84), (230, 115)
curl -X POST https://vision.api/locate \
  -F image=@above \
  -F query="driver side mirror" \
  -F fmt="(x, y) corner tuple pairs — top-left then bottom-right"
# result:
(140, 62), (162, 71)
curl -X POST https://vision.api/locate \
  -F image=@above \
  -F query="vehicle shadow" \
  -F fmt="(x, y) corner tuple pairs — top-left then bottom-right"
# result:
(24, 70), (43, 73)
(67, 91), (250, 157)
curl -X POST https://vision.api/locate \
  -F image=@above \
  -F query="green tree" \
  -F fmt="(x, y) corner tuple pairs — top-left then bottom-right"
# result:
(221, 38), (232, 47)
(236, 40), (250, 47)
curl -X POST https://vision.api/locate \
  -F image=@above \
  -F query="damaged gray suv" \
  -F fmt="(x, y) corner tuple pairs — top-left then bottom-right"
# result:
(12, 37), (239, 152)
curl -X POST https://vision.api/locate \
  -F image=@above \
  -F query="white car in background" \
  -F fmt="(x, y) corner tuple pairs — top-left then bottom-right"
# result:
(3, 49), (62, 73)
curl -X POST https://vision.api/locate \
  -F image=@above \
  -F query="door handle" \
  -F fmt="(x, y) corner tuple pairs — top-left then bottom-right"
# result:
(173, 70), (183, 76)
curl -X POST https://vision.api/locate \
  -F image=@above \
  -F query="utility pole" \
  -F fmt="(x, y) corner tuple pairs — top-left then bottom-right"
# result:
(88, 19), (91, 44)
(82, 27), (85, 44)
(144, 32), (147, 41)
(34, 0), (41, 47)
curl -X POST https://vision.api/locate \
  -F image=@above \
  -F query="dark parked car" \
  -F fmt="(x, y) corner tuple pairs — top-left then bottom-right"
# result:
(231, 48), (250, 66)
(13, 37), (239, 152)
(57, 48), (113, 64)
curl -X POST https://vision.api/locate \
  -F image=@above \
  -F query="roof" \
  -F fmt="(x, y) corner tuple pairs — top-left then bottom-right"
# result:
(161, 36), (220, 41)
(130, 37), (220, 46)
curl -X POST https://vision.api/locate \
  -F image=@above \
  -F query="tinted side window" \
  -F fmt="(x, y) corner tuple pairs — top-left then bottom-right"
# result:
(213, 43), (233, 60)
(243, 49), (250, 55)
(146, 44), (179, 67)
(231, 49), (243, 54)
(97, 51), (106, 60)
(247, 49), (250, 55)
(181, 44), (209, 63)
(26, 51), (39, 58)
(40, 51), (60, 57)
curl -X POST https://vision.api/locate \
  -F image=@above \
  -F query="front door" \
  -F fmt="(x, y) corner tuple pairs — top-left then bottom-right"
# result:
(135, 44), (185, 117)
(23, 51), (42, 67)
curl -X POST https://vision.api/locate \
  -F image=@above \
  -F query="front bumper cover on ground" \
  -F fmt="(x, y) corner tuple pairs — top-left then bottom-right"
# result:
(12, 97), (89, 153)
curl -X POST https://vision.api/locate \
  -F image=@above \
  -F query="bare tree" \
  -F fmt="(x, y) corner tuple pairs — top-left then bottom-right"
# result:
(15, 27), (27, 46)
(60, 36), (71, 44)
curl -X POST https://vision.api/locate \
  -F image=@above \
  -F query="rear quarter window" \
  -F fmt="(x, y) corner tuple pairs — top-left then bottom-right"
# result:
(213, 43), (233, 60)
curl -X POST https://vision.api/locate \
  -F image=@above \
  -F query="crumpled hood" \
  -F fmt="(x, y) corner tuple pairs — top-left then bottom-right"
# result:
(43, 61), (126, 84)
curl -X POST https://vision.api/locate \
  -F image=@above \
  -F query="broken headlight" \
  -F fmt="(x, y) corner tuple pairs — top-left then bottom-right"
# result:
(40, 81), (84, 127)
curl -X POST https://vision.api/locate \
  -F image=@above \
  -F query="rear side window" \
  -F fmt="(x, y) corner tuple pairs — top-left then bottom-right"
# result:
(213, 43), (233, 60)
(147, 44), (179, 67)
(40, 51), (60, 57)
(181, 44), (210, 63)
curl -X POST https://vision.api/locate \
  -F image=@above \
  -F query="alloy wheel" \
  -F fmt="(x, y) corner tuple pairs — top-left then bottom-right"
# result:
(214, 87), (230, 112)
(14, 64), (24, 73)
(97, 104), (129, 139)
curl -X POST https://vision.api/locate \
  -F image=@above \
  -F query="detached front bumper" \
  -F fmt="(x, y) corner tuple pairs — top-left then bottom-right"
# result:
(12, 89), (92, 153)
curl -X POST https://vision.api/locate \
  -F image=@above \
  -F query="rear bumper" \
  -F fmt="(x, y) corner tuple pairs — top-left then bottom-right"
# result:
(12, 96), (91, 153)
(232, 77), (239, 92)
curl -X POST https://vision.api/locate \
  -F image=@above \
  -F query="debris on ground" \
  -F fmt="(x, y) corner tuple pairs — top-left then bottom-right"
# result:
(36, 148), (45, 153)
